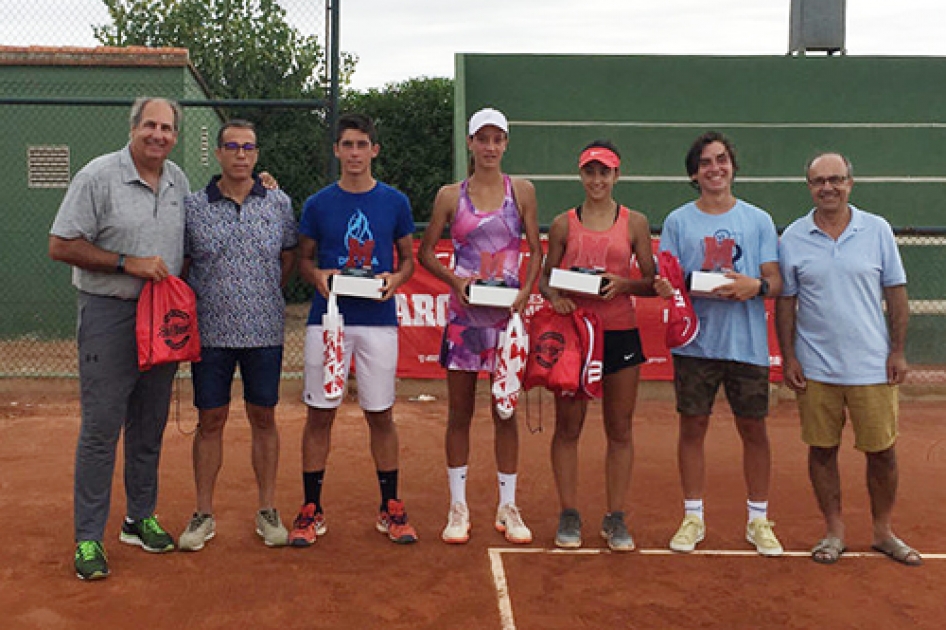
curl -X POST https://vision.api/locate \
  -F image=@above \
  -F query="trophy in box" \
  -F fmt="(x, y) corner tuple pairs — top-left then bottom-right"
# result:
(330, 267), (385, 299)
(466, 277), (519, 308)
(549, 266), (607, 296)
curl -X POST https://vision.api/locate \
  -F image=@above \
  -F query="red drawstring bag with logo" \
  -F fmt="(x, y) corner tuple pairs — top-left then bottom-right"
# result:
(524, 304), (602, 399)
(136, 276), (202, 371)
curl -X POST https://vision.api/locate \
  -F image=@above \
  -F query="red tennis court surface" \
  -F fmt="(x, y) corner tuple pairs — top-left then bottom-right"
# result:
(1, 379), (943, 629)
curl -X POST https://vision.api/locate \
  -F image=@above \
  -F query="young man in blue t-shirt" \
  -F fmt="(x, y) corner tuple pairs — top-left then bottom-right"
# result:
(289, 113), (418, 546)
(657, 131), (784, 557)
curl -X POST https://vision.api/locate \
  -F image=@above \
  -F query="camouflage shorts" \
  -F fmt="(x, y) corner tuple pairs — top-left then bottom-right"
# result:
(672, 355), (770, 419)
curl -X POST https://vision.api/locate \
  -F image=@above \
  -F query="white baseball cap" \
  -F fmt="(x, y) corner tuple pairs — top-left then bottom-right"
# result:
(468, 108), (508, 136)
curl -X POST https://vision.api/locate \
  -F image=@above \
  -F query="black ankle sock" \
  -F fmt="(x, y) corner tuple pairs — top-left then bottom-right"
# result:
(303, 470), (325, 512)
(377, 469), (399, 511)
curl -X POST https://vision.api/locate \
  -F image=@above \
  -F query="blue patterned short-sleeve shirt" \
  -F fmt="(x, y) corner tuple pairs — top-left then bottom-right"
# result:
(185, 175), (298, 348)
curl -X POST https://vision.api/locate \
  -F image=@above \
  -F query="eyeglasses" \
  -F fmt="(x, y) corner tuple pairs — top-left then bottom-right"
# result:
(807, 175), (848, 188)
(220, 142), (258, 153)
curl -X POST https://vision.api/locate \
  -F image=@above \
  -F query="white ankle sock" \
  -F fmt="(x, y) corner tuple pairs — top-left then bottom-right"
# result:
(684, 499), (704, 520)
(748, 500), (768, 523)
(498, 472), (517, 507)
(448, 466), (468, 505)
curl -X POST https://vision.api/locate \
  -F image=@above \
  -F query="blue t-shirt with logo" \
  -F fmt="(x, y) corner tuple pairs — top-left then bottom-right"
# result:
(299, 181), (415, 326)
(659, 199), (778, 367)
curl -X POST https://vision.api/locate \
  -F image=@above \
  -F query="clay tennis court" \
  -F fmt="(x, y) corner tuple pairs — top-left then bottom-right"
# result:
(1, 378), (943, 629)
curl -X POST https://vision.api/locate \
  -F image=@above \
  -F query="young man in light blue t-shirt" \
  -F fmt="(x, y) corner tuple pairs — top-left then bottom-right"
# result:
(657, 131), (784, 557)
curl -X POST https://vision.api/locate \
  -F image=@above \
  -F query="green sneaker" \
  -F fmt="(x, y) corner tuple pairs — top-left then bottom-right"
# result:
(75, 540), (109, 581)
(120, 515), (175, 553)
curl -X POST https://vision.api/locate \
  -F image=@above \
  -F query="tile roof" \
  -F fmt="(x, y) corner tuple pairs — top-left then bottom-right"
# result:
(0, 45), (189, 67)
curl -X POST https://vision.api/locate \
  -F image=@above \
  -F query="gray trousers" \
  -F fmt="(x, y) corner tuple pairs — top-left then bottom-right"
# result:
(74, 292), (177, 542)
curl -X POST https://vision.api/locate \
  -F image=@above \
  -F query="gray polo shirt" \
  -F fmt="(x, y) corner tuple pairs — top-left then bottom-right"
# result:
(50, 145), (189, 300)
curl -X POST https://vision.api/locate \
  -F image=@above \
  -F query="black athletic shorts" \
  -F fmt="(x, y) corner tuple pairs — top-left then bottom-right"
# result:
(603, 329), (646, 376)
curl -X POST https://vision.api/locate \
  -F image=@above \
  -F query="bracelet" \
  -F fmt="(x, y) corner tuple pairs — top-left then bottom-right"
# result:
(116, 254), (126, 274)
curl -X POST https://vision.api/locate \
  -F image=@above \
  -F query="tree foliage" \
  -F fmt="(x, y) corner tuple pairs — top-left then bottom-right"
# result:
(343, 77), (454, 222)
(93, 0), (355, 206)
(93, 1), (453, 226)
(94, 0), (355, 97)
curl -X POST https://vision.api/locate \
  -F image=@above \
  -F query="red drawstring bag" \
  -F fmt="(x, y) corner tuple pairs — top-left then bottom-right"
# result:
(136, 276), (202, 371)
(524, 304), (602, 399)
(658, 251), (700, 349)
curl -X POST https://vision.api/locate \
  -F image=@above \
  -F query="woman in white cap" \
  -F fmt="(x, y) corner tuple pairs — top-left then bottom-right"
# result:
(538, 140), (658, 551)
(419, 107), (542, 544)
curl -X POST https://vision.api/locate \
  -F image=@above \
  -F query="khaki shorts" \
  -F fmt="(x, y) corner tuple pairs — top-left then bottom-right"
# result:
(796, 380), (898, 452)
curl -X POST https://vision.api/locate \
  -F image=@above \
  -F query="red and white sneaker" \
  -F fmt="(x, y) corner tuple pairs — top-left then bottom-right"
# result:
(289, 503), (327, 547)
(376, 499), (418, 544)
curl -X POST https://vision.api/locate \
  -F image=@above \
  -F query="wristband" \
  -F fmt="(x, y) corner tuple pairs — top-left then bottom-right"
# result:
(116, 254), (126, 274)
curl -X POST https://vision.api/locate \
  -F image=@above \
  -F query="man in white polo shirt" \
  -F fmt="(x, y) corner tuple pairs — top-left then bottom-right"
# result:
(776, 152), (920, 566)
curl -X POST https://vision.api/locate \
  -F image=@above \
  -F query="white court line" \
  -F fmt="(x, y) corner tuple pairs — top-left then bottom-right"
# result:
(488, 547), (946, 630)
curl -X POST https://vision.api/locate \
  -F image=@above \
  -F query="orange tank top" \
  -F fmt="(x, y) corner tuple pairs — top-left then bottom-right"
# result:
(559, 206), (638, 331)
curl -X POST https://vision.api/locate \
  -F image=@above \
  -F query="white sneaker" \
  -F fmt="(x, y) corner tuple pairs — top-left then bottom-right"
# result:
(256, 508), (289, 547)
(669, 514), (705, 553)
(495, 503), (533, 544)
(442, 502), (471, 544)
(746, 518), (784, 557)
(179, 513), (215, 552)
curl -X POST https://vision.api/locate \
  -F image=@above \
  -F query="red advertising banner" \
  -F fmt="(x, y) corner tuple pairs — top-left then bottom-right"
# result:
(395, 239), (782, 381)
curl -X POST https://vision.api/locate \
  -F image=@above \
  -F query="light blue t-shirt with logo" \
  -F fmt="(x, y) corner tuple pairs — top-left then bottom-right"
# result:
(779, 205), (906, 385)
(659, 199), (779, 367)
(299, 181), (415, 327)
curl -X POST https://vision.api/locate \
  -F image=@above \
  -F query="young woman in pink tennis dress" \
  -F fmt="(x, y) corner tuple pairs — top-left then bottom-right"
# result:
(418, 108), (542, 544)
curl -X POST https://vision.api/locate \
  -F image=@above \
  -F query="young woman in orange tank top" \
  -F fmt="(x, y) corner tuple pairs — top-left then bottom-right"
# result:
(539, 140), (659, 551)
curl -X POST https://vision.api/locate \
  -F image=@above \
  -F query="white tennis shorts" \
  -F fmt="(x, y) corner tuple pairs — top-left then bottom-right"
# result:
(303, 325), (398, 411)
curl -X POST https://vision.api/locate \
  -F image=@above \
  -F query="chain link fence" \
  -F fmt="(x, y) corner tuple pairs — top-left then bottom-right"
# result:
(1, 0), (330, 377)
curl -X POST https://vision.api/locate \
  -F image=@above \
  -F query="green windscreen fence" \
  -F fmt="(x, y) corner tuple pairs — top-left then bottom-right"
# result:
(455, 53), (946, 380)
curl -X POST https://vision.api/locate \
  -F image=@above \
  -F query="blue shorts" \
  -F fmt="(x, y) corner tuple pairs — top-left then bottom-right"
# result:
(191, 346), (283, 409)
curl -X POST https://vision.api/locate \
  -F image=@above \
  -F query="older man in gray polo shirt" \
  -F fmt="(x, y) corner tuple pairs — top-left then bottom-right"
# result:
(49, 97), (188, 581)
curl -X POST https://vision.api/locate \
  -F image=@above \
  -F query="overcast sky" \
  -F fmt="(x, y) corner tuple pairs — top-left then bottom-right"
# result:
(3, 1), (944, 90)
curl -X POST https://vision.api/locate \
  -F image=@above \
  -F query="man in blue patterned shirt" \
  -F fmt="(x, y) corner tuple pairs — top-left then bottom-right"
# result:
(178, 119), (298, 551)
